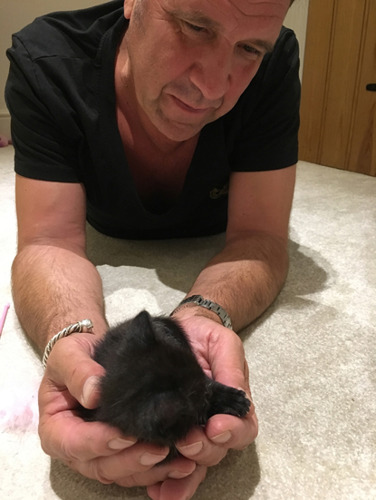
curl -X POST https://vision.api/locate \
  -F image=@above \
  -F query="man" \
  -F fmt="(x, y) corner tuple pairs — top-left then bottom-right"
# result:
(5, 0), (299, 498)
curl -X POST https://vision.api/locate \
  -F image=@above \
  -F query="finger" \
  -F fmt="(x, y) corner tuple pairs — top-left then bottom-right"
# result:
(207, 335), (256, 436)
(71, 449), (195, 487)
(147, 465), (207, 500)
(116, 454), (196, 488)
(45, 333), (105, 408)
(205, 334), (258, 450)
(178, 413), (257, 465)
(39, 356), (138, 463)
(38, 406), (137, 461)
(177, 426), (227, 466)
(91, 443), (171, 483)
(177, 385), (257, 466)
(206, 410), (258, 451)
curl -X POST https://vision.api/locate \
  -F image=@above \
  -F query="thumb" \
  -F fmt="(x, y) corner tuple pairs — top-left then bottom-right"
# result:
(209, 327), (249, 391)
(44, 332), (105, 408)
(80, 375), (103, 409)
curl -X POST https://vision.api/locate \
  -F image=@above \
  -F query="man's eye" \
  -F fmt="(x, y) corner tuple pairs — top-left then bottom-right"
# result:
(240, 44), (262, 59)
(184, 21), (206, 33)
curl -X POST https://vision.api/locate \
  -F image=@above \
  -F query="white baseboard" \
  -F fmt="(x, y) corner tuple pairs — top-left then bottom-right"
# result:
(0, 112), (11, 138)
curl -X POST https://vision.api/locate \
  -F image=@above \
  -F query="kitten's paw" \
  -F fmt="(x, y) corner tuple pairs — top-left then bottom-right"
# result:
(209, 381), (251, 418)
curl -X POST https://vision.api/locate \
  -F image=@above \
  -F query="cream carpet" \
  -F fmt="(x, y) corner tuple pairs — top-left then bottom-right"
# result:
(0, 145), (375, 499)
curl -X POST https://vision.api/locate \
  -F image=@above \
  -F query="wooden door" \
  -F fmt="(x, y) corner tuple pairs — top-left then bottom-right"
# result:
(299, 0), (376, 176)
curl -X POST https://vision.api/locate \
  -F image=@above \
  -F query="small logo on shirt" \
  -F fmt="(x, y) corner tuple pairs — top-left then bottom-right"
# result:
(210, 183), (229, 200)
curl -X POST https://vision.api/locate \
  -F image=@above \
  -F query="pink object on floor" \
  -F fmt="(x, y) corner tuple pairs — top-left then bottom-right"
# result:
(0, 135), (11, 147)
(0, 303), (10, 337)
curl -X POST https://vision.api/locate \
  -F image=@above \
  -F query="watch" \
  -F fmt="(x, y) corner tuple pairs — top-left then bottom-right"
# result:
(173, 294), (233, 330)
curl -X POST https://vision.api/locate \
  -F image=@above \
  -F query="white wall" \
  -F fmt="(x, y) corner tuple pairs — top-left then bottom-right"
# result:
(0, 0), (310, 137)
(284, 0), (310, 80)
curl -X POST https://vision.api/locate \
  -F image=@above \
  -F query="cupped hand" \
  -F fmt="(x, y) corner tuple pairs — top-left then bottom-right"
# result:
(38, 332), (196, 491)
(37, 314), (257, 500)
(172, 312), (258, 467)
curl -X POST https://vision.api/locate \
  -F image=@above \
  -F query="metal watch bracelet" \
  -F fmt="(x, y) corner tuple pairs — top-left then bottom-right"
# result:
(171, 294), (233, 330)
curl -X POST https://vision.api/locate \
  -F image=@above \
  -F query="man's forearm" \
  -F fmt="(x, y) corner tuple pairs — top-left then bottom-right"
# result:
(12, 243), (108, 352)
(183, 232), (289, 332)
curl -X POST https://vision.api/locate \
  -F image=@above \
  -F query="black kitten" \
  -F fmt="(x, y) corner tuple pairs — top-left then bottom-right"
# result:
(80, 311), (250, 458)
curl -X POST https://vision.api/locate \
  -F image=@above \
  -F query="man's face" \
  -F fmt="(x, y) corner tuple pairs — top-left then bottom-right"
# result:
(121, 0), (290, 143)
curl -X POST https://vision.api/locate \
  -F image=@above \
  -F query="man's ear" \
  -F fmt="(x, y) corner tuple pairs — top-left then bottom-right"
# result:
(123, 0), (136, 19)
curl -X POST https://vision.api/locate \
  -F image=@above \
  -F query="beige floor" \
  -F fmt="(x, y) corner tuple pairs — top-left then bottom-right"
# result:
(1, 145), (375, 499)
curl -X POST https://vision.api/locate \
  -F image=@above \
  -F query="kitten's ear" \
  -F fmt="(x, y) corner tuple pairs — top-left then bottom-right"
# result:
(131, 310), (156, 344)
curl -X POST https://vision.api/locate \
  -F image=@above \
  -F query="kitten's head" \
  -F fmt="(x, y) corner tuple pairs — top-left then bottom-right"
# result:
(97, 311), (211, 446)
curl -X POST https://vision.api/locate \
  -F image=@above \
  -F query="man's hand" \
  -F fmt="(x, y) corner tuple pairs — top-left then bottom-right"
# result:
(147, 312), (258, 500)
(37, 312), (257, 500)
(176, 313), (257, 462)
(38, 332), (197, 493)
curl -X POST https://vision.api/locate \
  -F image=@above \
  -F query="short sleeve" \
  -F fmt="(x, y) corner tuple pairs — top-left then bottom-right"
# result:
(5, 35), (80, 182)
(228, 28), (301, 172)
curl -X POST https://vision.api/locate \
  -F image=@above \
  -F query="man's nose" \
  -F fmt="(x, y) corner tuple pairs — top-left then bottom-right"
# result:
(189, 44), (232, 102)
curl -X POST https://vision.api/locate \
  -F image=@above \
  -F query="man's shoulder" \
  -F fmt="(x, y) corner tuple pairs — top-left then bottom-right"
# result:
(11, 0), (124, 61)
(258, 26), (299, 80)
(238, 26), (300, 104)
(271, 26), (299, 68)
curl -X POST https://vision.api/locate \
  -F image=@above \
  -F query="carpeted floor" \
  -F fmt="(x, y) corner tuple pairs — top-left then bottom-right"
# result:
(0, 145), (375, 499)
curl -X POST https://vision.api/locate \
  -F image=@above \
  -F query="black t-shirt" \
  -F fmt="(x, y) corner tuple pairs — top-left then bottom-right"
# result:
(5, 0), (300, 239)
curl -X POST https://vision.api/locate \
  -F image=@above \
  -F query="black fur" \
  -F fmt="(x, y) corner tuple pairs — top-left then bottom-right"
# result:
(80, 311), (250, 458)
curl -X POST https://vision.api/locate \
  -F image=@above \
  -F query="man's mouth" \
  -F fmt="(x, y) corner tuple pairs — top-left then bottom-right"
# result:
(168, 94), (215, 114)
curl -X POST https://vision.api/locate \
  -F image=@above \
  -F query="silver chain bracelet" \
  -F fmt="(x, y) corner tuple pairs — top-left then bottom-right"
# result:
(42, 319), (93, 368)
